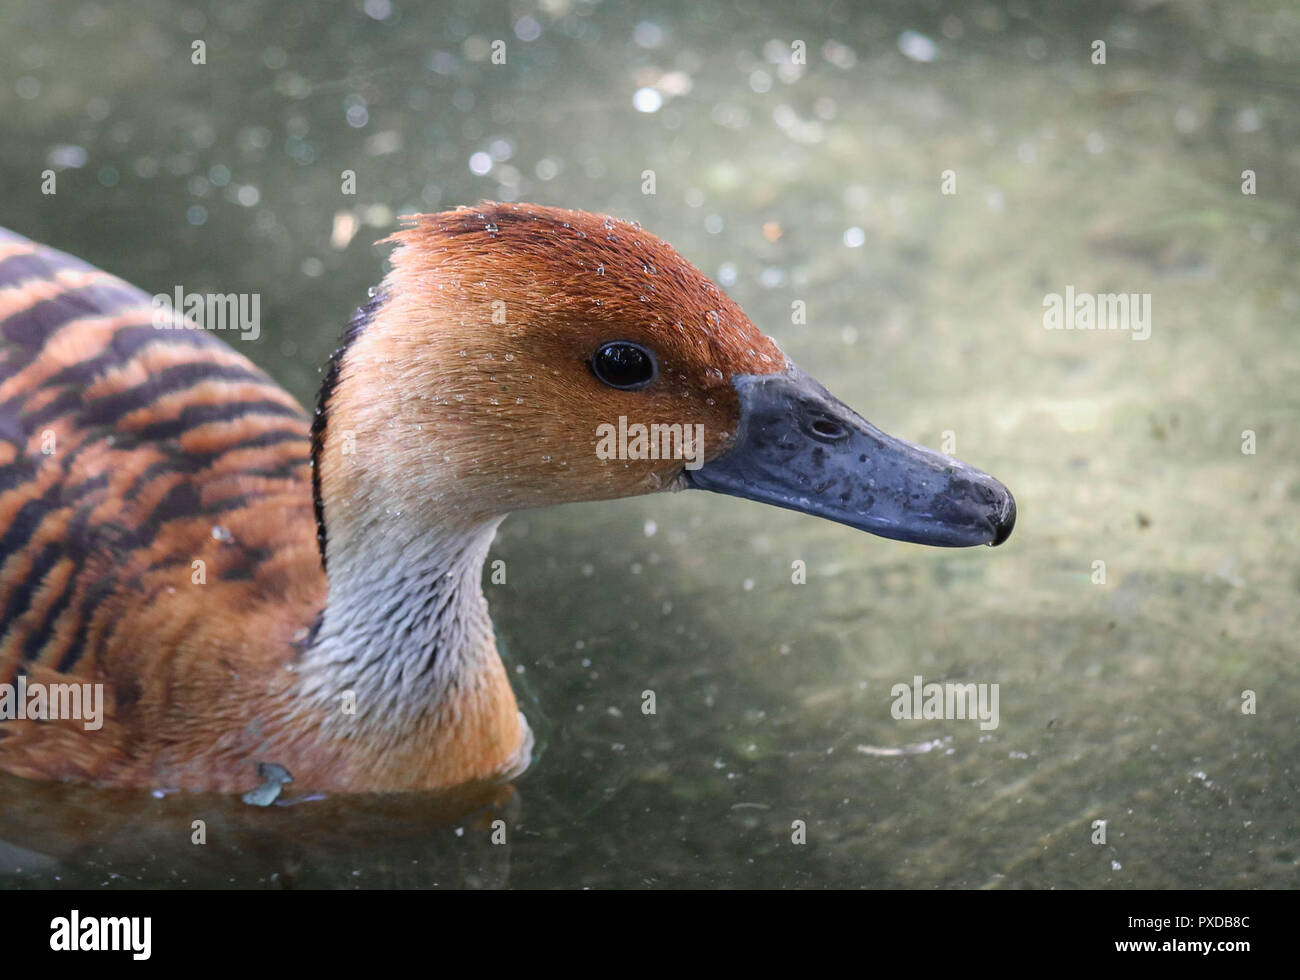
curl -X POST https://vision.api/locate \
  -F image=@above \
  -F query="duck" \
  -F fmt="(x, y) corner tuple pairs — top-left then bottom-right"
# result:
(0, 203), (1014, 795)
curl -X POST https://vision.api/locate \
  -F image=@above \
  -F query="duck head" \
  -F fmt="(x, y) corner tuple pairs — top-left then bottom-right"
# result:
(317, 203), (1014, 555)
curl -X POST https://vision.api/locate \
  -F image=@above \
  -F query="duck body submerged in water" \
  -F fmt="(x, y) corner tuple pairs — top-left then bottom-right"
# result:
(0, 203), (1014, 794)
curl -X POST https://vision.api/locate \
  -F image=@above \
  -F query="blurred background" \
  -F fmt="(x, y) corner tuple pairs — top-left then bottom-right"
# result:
(0, 0), (1297, 888)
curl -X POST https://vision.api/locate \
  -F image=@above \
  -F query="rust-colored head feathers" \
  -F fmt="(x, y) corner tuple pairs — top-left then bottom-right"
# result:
(319, 203), (787, 537)
(382, 202), (784, 382)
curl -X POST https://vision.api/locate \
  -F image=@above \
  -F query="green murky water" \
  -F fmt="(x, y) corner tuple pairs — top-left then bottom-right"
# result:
(1, 0), (1297, 888)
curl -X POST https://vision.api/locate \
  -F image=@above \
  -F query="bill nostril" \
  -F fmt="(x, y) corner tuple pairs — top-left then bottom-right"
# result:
(809, 418), (847, 441)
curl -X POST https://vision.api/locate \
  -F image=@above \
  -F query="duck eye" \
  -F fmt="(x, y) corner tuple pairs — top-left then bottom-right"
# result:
(590, 341), (657, 391)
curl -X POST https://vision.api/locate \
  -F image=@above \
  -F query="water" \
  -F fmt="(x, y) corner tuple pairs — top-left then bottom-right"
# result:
(1, 0), (1298, 888)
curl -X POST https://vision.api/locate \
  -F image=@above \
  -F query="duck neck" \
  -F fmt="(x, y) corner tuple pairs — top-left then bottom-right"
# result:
(304, 290), (509, 727)
(296, 287), (534, 786)
(297, 501), (528, 787)
(302, 511), (503, 728)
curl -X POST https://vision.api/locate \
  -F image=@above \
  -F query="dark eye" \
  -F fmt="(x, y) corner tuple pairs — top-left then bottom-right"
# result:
(590, 341), (657, 390)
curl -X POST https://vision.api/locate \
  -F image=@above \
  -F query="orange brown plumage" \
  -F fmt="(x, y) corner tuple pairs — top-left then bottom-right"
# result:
(0, 202), (1016, 795)
(0, 203), (782, 793)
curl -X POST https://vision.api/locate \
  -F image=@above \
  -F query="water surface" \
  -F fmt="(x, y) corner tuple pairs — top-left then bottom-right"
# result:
(1, 0), (1297, 888)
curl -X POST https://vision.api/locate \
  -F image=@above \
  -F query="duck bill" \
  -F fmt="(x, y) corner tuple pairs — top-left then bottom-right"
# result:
(684, 366), (1015, 547)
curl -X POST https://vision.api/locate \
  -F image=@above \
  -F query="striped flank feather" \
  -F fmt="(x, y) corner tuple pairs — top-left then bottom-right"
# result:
(0, 228), (325, 786)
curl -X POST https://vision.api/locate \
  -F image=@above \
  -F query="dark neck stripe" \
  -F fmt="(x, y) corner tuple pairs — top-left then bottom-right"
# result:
(311, 291), (383, 573)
